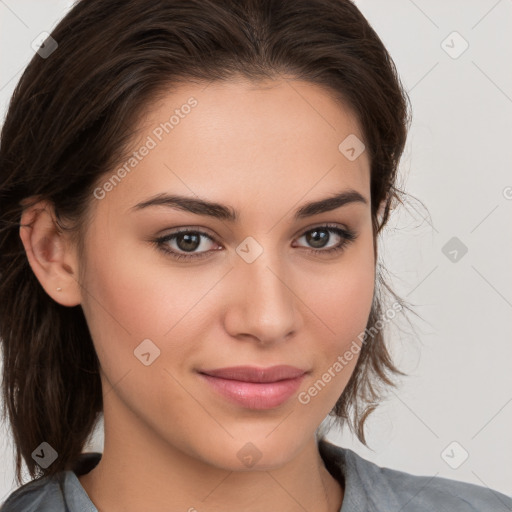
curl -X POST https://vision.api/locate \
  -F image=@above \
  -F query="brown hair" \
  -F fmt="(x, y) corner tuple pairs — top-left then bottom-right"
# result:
(0, 0), (421, 485)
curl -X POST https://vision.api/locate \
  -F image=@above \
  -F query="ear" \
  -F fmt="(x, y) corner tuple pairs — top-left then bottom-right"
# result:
(19, 198), (82, 307)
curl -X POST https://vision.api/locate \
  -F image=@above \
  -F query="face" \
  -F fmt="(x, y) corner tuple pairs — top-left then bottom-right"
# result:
(76, 77), (375, 470)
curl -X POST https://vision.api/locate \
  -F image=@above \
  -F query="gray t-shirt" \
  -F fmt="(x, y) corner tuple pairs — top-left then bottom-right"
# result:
(1, 439), (511, 511)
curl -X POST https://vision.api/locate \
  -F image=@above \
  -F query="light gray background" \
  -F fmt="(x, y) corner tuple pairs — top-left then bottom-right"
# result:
(1, 0), (511, 503)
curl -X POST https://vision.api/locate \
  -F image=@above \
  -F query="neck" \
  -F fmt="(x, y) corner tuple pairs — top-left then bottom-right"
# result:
(78, 392), (343, 512)
(79, 433), (343, 512)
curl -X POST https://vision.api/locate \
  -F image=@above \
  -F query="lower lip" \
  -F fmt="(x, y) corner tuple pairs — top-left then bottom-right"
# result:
(198, 373), (306, 409)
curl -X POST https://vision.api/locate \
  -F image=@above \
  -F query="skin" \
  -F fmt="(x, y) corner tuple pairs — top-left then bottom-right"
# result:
(20, 76), (376, 512)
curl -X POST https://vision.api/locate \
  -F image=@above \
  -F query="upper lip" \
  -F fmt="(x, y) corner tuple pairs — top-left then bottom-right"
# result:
(198, 365), (307, 383)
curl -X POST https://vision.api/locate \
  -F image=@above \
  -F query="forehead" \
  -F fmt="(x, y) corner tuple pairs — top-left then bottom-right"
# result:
(94, 77), (371, 219)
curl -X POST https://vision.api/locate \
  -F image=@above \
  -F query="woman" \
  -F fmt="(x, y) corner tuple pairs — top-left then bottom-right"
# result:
(0, 0), (510, 511)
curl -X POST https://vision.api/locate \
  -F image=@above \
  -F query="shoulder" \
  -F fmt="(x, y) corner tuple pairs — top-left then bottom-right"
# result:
(0, 473), (67, 512)
(319, 440), (512, 512)
(0, 453), (101, 512)
(349, 450), (512, 511)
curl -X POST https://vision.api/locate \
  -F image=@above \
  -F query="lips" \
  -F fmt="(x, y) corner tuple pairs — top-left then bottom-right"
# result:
(197, 365), (308, 409)
(198, 365), (307, 383)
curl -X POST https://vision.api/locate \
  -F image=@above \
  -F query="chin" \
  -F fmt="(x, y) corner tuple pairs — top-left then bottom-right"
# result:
(192, 431), (310, 472)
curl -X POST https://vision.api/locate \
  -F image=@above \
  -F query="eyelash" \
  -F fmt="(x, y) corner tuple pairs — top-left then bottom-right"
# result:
(152, 224), (357, 262)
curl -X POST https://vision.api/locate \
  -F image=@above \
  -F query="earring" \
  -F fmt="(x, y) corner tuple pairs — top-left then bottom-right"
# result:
(56, 287), (62, 291)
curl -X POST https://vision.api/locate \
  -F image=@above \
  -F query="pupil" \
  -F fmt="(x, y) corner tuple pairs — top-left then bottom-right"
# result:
(178, 233), (200, 252)
(307, 229), (328, 248)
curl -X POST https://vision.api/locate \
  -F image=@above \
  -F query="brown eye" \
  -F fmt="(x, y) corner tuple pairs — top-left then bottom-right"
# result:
(294, 225), (356, 255)
(304, 228), (331, 249)
(154, 229), (218, 261)
(153, 224), (357, 262)
(175, 232), (201, 252)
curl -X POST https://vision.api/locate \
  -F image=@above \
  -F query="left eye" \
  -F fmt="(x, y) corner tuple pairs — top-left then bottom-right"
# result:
(295, 226), (348, 250)
(152, 224), (357, 261)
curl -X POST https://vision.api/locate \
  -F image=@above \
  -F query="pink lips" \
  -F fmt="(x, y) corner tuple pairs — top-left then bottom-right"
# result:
(198, 365), (307, 409)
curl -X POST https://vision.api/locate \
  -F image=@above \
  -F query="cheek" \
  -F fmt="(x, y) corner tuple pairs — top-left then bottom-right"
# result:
(79, 230), (232, 399)
(296, 259), (374, 418)
(305, 237), (375, 348)
(79, 244), (202, 429)
(297, 236), (375, 408)
(81, 228), (212, 340)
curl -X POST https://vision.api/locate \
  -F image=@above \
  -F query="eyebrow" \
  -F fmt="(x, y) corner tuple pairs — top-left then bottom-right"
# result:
(129, 189), (368, 221)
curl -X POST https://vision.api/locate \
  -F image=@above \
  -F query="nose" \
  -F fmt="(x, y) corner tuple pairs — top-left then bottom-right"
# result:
(223, 245), (301, 345)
